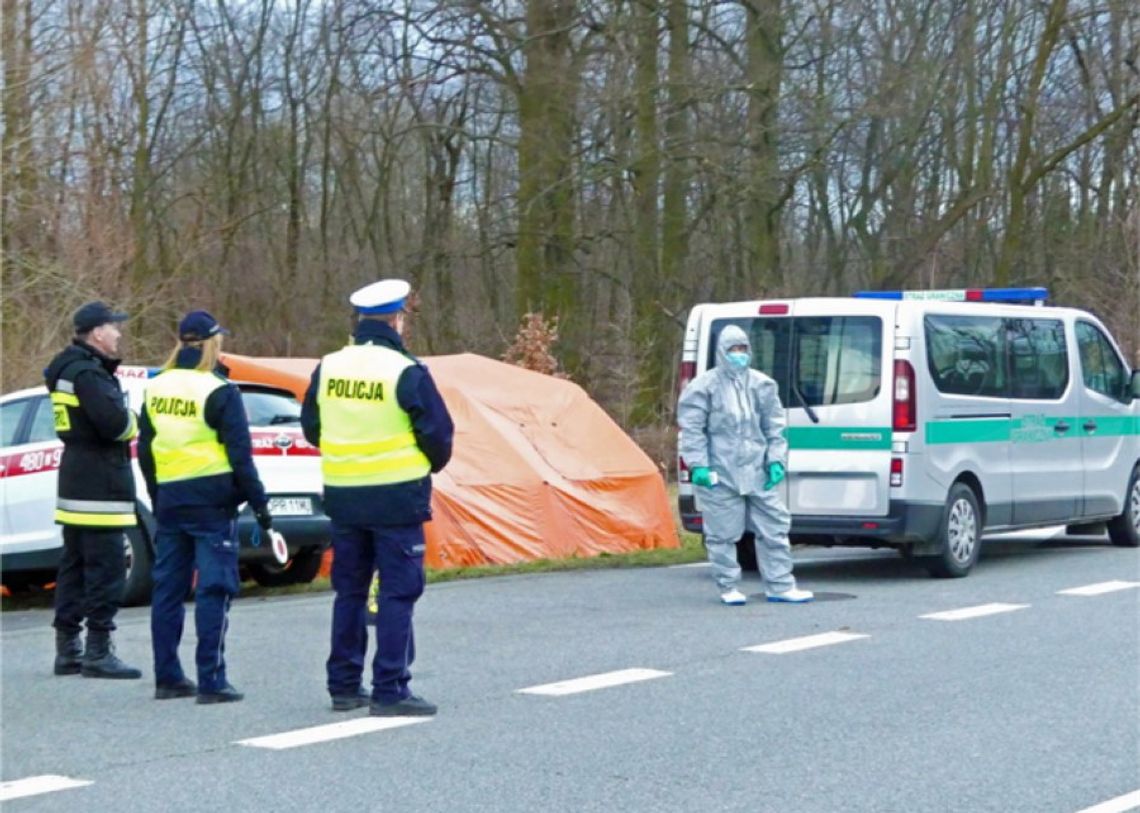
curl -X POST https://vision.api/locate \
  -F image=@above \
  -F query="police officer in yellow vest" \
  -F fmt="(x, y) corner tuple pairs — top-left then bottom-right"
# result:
(138, 311), (272, 704)
(302, 280), (453, 715)
(44, 301), (142, 679)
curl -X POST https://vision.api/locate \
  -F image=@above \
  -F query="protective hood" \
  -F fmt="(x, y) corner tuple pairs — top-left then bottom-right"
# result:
(716, 325), (751, 378)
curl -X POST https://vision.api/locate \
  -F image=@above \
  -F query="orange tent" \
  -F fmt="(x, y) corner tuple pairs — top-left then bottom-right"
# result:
(222, 352), (679, 568)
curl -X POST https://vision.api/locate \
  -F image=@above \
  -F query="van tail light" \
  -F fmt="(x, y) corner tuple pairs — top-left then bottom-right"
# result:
(890, 457), (903, 487)
(678, 456), (691, 483)
(893, 360), (916, 432)
(678, 361), (696, 395)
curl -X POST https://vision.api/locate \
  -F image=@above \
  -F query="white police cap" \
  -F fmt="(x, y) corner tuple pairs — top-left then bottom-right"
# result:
(349, 279), (410, 315)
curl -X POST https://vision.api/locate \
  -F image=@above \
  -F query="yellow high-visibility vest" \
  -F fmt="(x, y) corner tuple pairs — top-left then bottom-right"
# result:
(146, 369), (233, 483)
(316, 344), (431, 487)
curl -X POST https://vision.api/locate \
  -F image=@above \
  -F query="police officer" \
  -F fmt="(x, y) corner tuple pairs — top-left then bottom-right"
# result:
(302, 280), (453, 715)
(138, 310), (272, 704)
(44, 301), (143, 679)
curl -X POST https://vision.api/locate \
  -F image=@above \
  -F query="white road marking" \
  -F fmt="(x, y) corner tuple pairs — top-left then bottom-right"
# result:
(1074, 789), (1140, 813)
(0, 775), (92, 802)
(1057, 581), (1140, 597)
(236, 717), (430, 750)
(920, 603), (1029, 621)
(517, 668), (671, 696)
(669, 561), (710, 568)
(741, 630), (869, 654)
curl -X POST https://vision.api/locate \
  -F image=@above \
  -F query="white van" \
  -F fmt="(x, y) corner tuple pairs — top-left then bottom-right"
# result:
(677, 288), (1140, 577)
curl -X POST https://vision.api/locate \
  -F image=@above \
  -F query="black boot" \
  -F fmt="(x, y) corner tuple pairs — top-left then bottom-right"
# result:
(54, 630), (83, 676)
(81, 630), (142, 680)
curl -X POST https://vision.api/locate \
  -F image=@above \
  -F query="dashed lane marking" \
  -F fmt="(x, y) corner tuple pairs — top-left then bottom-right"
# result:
(517, 668), (671, 696)
(235, 717), (430, 750)
(1057, 581), (1140, 597)
(919, 602), (1029, 621)
(741, 630), (869, 654)
(1074, 789), (1140, 813)
(0, 775), (92, 802)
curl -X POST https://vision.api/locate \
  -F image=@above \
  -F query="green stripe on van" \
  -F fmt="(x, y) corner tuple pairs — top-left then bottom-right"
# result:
(786, 426), (893, 450)
(926, 419), (1011, 445)
(926, 415), (1140, 445)
(1085, 415), (1140, 437)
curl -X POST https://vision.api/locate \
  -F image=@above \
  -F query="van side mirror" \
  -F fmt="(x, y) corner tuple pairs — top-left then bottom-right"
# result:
(1130, 370), (1140, 400)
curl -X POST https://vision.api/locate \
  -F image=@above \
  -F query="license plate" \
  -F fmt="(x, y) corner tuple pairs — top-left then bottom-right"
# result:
(267, 497), (313, 516)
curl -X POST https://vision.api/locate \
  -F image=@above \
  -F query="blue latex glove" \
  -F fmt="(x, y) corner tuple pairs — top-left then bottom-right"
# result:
(764, 461), (786, 490)
(690, 466), (713, 487)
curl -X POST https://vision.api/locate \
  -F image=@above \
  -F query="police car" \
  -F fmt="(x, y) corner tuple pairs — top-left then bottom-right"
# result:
(677, 287), (1140, 577)
(0, 366), (331, 603)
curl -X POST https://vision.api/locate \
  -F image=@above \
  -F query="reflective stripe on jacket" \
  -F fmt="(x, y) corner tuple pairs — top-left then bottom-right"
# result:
(316, 344), (431, 487)
(145, 369), (232, 483)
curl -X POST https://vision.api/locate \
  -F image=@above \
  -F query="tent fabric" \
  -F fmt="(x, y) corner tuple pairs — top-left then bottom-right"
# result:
(222, 352), (679, 568)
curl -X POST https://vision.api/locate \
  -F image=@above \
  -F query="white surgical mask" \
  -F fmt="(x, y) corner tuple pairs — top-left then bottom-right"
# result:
(726, 351), (750, 369)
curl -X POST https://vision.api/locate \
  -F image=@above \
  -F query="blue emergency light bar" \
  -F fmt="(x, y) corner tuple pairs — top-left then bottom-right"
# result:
(854, 287), (1048, 305)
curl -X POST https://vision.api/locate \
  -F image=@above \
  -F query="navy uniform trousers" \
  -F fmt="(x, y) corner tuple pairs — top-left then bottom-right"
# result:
(150, 519), (239, 692)
(326, 523), (426, 703)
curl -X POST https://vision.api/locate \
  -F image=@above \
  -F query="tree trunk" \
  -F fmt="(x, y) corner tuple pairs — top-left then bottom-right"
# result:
(517, 0), (579, 364)
(744, 0), (782, 294)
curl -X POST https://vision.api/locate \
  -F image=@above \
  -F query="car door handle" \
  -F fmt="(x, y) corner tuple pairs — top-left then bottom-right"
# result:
(1083, 421), (1097, 433)
(1053, 421), (1070, 433)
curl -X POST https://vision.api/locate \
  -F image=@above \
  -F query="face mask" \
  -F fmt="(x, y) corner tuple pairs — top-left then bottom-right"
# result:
(726, 351), (750, 369)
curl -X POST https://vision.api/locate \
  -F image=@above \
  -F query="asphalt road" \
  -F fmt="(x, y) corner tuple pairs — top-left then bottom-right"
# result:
(2, 532), (1138, 813)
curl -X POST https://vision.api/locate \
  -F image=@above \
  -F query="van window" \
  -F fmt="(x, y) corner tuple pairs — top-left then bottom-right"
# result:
(1007, 318), (1068, 400)
(707, 316), (880, 407)
(1076, 321), (1127, 401)
(925, 315), (1007, 397)
(793, 316), (881, 406)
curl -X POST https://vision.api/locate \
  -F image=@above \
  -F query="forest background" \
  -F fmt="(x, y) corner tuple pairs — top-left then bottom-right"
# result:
(3, 0), (1138, 470)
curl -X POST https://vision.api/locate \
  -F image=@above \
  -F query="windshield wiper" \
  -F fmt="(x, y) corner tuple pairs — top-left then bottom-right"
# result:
(788, 322), (820, 424)
(791, 381), (820, 424)
(268, 414), (301, 425)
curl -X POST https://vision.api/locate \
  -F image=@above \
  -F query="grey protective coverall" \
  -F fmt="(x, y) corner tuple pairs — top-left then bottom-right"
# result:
(677, 325), (798, 594)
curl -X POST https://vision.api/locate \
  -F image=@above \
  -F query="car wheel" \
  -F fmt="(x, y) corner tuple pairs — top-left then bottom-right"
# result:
(1107, 465), (1140, 548)
(121, 526), (154, 606)
(247, 547), (324, 587)
(925, 483), (981, 578)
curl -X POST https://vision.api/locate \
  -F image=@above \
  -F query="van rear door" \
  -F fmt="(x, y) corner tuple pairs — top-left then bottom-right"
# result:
(778, 299), (894, 518)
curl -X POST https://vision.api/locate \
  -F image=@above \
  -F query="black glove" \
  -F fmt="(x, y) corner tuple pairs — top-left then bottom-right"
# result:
(254, 506), (273, 532)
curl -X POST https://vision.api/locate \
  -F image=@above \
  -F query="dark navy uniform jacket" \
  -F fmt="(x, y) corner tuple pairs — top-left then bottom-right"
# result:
(138, 349), (268, 524)
(301, 320), (454, 527)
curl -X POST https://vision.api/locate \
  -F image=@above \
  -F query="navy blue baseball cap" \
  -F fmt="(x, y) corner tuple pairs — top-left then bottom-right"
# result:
(73, 301), (128, 333)
(178, 310), (230, 342)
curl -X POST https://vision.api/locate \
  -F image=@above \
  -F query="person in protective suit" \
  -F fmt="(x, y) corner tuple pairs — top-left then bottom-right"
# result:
(138, 310), (272, 704)
(44, 301), (143, 679)
(302, 279), (453, 716)
(677, 324), (813, 605)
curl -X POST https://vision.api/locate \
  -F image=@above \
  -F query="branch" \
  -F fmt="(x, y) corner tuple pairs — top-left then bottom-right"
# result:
(1024, 93), (1140, 190)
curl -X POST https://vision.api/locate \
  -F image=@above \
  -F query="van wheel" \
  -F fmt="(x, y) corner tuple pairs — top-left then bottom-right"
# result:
(1107, 466), (1140, 548)
(925, 483), (981, 578)
(247, 547), (324, 587)
(121, 527), (154, 606)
